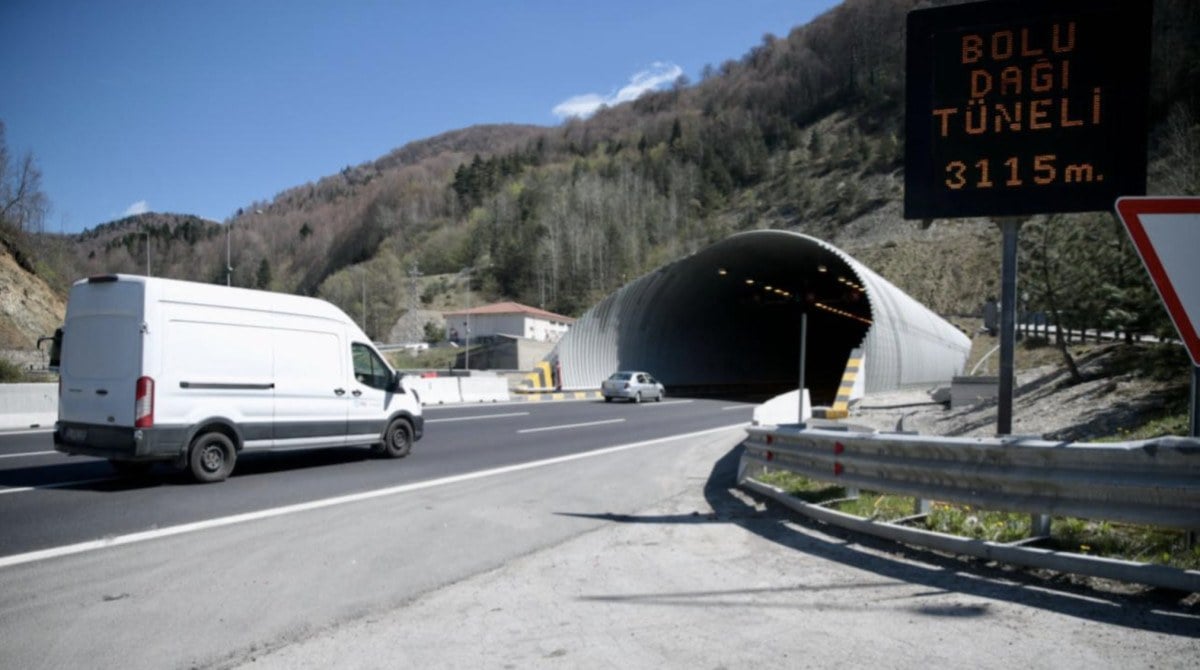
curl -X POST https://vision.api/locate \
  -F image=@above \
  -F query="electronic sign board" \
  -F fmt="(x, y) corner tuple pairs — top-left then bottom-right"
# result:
(905, 0), (1151, 219)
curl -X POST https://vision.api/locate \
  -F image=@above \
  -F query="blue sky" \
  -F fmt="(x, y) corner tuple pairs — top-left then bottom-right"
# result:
(1, 0), (836, 233)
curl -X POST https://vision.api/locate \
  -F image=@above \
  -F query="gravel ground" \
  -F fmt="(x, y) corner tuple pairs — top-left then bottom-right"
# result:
(211, 351), (1200, 669)
(229, 434), (1200, 670)
(849, 356), (1184, 442)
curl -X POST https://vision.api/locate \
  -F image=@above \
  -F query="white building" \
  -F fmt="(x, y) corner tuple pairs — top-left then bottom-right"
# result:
(444, 301), (574, 343)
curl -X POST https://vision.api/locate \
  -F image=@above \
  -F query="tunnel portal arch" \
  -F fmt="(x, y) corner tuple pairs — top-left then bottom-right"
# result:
(554, 230), (971, 403)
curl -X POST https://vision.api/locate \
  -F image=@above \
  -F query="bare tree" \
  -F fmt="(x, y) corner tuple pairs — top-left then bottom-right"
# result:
(0, 121), (49, 234)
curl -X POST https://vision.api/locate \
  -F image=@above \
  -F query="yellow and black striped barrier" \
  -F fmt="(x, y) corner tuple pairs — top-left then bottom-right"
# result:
(522, 361), (555, 390)
(813, 348), (863, 420)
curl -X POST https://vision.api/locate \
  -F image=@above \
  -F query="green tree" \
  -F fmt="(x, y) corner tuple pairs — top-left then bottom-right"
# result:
(1021, 213), (1175, 382)
(256, 258), (272, 289)
(1021, 215), (1084, 382)
(422, 320), (446, 344)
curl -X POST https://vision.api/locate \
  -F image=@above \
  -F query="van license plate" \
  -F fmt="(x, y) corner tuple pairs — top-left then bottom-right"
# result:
(65, 428), (87, 442)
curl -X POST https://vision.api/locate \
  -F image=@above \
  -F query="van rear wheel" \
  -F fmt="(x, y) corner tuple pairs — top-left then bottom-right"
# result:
(381, 418), (413, 458)
(189, 432), (236, 483)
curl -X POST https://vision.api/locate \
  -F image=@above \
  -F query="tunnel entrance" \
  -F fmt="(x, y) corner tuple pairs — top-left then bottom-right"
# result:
(555, 230), (970, 403)
(611, 234), (871, 404)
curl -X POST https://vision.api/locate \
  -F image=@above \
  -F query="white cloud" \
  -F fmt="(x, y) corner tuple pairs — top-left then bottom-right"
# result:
(553, 62), (683, 120)
(122, 200), (150, 217)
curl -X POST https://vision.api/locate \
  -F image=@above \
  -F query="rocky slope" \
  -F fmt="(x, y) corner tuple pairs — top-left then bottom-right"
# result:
(0, 241), (65, 369)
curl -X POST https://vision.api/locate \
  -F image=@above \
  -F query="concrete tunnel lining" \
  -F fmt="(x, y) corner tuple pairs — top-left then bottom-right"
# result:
(553, 230), (971, 403)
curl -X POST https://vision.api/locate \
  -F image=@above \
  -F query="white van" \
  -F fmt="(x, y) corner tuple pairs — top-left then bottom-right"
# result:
(53, 274), (424, 482)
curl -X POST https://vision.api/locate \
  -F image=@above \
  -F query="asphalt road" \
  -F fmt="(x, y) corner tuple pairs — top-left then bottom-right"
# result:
(1, 398), (1196, 669)
(0, 397), (755, 561)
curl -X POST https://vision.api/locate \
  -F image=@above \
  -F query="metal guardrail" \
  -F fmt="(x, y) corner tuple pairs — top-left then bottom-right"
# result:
(742, 426), (1200, 530)
(739, 425), (1200, 591)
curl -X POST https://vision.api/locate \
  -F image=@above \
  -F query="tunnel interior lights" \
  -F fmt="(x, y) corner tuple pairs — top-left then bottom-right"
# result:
(729, 268), (864, 307)
(836, 276), (866, 292)
(813, 301), (873, 325)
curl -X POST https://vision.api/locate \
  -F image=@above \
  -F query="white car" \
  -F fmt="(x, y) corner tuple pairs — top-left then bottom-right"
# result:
(602, 371), (665, 403)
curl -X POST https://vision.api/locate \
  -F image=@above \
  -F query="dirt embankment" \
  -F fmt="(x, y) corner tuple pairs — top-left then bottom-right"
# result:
(851, 341), (1189, 442)
(0, 243), (65, 365)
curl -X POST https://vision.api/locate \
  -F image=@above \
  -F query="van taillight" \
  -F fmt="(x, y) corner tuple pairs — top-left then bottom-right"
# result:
(135, 376), (155, 428)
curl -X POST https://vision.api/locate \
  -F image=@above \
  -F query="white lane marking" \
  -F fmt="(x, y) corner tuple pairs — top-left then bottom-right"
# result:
(721, 405), (755, 411)
(0, 451), (58, 459)
(517, 419), (626, 434)
(0, 423), (748, 570)
(0, 428), (54, 436)
(0, 478), (113, 496)
(645, 399), (693, 407)
(421, 396), (597, 411)
(426, 412), (530, 424)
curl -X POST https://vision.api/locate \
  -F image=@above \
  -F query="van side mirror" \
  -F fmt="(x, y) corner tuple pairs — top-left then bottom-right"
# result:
(392, 370), (405, 393)
(38, 328), (63, 372)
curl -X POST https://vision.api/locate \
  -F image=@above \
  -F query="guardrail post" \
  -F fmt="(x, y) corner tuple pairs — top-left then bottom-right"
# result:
(914, 498), (930, 516)
(1030, 513), (1051, 538)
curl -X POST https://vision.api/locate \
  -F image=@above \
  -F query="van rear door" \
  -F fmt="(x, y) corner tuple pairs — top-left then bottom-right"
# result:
(58, 281), (144, 428)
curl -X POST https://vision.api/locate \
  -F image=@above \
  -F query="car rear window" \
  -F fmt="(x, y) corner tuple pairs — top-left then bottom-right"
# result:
(610, 372), (632, 380)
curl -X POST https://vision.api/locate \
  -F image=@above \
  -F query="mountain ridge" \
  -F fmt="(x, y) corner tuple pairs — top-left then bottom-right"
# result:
(2, 0), (1196, 353)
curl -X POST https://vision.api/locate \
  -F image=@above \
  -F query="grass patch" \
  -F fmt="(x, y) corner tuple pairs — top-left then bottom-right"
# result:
(1101, 412), (1191, 442)
(751, 470), (1200, 570)
(0, 358), (54, 383)
(388, 346), (472, 372)
(1051, 517), (1200, 569)
(0, 358), (25, 383)
(838, 492), (923, 522)
(756, 469), (844, 504)
(926, 502), (1030, 543)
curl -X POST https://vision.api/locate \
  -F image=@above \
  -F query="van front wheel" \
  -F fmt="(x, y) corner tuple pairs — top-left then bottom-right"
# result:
(381, 418), (413, 458)
(189, 432), (236, 483)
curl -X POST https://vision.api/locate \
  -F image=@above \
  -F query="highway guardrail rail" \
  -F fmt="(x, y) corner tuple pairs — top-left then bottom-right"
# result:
(740, 425), (1200, 591)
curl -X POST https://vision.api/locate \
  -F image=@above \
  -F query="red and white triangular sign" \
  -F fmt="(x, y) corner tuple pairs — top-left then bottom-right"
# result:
(1115, 197), (1200, 366)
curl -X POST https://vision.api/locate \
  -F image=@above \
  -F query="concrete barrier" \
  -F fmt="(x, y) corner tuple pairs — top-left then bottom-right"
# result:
(0, 383), (58, 430)
(402, 377), (463, 405)
(458, 377), (510, 403)
(752, 389), (811, 427)
(1, 375), (512, 428)
(951, 375), (999, 408)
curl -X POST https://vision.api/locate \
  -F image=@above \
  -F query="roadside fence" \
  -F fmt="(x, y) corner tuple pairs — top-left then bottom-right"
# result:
(740, 424), (1200, 591)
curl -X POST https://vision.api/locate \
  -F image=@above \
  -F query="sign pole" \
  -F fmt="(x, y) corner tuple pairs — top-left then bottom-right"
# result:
(798, 310), (808, 425)
(1188, 366), (1200, 549)
(1192, 366), (1199, 438)
(997, 218), (1022, 435)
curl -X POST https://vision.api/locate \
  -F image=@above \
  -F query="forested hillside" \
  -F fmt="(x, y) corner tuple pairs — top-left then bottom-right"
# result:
(14, 0), (1200, 343)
